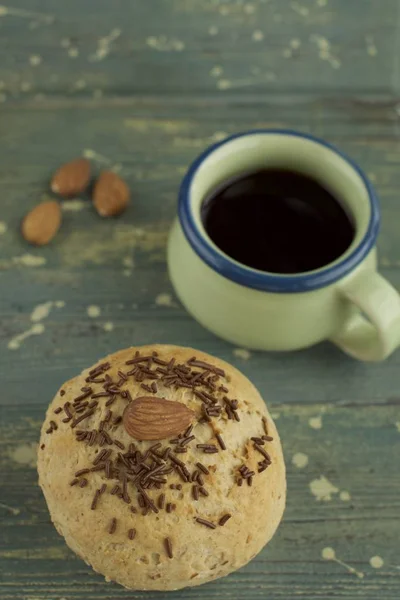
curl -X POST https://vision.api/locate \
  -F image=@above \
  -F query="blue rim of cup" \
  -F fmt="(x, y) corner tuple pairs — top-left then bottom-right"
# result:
(178, 129), (380, 293)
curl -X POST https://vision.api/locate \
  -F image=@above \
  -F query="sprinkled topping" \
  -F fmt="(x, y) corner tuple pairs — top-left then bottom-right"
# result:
(195, 517), (216, 529)
(50, 350), (273, 542)
(164, 537), (173, 558)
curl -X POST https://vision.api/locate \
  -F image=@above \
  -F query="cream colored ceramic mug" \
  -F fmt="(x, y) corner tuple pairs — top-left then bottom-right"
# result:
(168, 130), (400, 361)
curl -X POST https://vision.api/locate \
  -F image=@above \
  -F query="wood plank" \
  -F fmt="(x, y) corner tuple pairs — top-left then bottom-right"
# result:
(0, 0), (398, 99)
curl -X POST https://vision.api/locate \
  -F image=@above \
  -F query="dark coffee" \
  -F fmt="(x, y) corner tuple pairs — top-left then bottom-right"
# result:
(201, 169), (355, 274)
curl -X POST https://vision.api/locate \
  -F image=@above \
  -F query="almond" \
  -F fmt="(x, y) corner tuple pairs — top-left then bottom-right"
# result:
(51, 158), (91, 198)
(123, 397), (194, 441)
(93, 171), (129, 217)
(21, 201), (61, 246)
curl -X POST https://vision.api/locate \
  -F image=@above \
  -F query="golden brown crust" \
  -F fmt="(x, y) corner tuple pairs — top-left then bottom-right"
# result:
(37, 344), (286, 591)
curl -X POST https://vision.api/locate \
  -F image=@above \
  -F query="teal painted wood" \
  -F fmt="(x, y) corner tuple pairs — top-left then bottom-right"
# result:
(1, 1), (400, 598)
(0, 0), (398, 99)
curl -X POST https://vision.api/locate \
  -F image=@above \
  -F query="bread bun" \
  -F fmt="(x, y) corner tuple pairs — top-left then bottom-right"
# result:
(38, 344), (286, 590)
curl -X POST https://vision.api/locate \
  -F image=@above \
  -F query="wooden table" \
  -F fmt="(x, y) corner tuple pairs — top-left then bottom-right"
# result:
(1, 1), (399, 598)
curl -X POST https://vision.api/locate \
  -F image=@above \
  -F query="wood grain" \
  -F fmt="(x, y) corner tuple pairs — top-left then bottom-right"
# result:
(0, 0), (400, 598)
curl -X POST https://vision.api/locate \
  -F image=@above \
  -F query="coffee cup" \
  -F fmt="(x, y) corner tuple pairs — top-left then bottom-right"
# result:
(167, 130), (400, 361)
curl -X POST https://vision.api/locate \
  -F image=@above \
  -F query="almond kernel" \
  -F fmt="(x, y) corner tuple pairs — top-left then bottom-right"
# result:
(51, 158), (91, 198)
(21, 201), (61, 246)
(93, 171), (129, 217)
(123, 397), (194, 441)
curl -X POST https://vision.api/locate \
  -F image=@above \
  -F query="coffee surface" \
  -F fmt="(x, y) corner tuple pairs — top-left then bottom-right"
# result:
(201, 169), (355, 274)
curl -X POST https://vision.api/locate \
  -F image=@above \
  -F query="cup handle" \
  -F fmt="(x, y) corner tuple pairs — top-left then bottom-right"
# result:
(330, 270), (400, 361)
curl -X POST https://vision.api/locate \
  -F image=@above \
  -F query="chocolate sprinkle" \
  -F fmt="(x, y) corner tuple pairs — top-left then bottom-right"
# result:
(219, 514), (231, 526)
(196, 444), (218, 452)
(71, 408), (96, 428)
(128, 528), (136, 540)
(215, 433), (226, 450)
(75, 468), (90, 477)
(251, 436), (265, 445)
(188, 358), (225, 377)
(195, 517), (216, 529)
(254, 444), (271, 462)
(109, 518), (117, 534)
(196, 462), (209, 475)
(164, 537), (173, 559)
(113, 439), (125, 450)
(91, 490), (100, 510)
